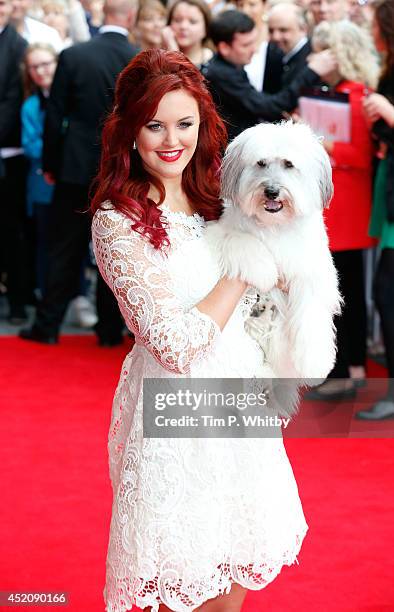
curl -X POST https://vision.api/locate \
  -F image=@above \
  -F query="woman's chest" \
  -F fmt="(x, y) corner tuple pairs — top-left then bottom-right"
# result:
(165, 231), (221, 308)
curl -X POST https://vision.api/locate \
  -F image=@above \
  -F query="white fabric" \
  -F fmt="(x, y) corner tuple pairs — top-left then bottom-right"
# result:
(92, 203), (309, 612)
(245, 40), (268, 92)
(0, 148), (23, 159)
(22, 16), (63, 51)
(99, 25), (129, 37)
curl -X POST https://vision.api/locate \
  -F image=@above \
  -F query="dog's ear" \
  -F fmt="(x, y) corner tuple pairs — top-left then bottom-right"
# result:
(317, 145), (334, 208)
(220, 138), (244, 204)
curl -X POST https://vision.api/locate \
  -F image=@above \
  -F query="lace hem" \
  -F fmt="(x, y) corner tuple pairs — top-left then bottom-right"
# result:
(104, 524), (308, 612)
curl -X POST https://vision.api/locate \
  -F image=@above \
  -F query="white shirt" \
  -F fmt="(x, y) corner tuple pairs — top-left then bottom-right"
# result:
(98, 25), (129, 37)
(245, 40), (268, 92)
(22, 16), (63, 52)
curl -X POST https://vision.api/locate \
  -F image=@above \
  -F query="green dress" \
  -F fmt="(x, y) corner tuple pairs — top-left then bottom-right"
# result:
(369, 157), (394, 248)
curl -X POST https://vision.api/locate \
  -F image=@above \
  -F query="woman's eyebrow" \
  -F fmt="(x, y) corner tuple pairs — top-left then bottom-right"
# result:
(148, 115), (195, 123)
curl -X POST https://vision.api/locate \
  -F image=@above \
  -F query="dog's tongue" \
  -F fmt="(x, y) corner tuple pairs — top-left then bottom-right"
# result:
(264, 200), (283, 213)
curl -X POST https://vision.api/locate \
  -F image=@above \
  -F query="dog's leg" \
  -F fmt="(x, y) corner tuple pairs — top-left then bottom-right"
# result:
(285, 273), (340, 380)
(208, 226), (279, 294)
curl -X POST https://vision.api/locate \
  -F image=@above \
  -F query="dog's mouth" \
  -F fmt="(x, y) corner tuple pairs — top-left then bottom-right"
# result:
(263, 199), (283, 213)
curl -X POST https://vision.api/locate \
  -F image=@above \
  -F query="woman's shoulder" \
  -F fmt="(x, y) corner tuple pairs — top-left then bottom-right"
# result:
(92, 202), (136, 236)
(22, 93), (41, 114)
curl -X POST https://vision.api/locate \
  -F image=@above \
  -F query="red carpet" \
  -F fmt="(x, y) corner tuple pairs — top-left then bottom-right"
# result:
(1, 336), (394, 611)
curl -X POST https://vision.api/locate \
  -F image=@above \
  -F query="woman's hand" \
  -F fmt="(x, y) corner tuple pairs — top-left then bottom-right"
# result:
(161, 26), (179, 52)
(307, 50), (337, 79)
(363, 93), (394, 127)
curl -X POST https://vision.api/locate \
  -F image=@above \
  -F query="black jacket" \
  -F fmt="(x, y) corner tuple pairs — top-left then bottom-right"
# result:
(281, 39), (312, 89)
(263, 42), (284, 94)
(203, 53), (321, 141)
(0, 25), (27, 149)
(43, 32), (138, 185)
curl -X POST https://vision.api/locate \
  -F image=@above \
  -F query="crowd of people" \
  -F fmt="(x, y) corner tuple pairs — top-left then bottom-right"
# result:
(0, 0), (393, 416)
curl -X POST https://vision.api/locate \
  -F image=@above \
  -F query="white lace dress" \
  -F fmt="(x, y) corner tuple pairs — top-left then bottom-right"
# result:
(92, 204), (309, 612)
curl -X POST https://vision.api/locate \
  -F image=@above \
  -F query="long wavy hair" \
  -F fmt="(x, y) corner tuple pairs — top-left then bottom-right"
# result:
(91, 49), (227, 250)
(312, 20), (380, 89)
(374, 0), (394, 83)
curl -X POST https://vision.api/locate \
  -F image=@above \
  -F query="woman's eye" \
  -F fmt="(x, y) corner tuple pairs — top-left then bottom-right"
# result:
(147, 123), (162, 131)
(179, 121), (193, 129)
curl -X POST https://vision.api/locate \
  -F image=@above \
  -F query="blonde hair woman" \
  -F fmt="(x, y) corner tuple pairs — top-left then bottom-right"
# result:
(306, 20), (380, 400)
(133, 0), (167, 50)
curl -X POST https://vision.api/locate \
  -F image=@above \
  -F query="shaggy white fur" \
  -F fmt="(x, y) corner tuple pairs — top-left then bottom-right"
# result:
(207, 121), (342, 390)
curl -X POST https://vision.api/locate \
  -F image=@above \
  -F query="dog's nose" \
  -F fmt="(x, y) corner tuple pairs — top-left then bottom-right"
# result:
(264, 186), (280, 199)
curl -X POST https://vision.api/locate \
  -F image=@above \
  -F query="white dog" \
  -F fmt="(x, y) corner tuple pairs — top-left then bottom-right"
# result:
(208, 121), (342, 384)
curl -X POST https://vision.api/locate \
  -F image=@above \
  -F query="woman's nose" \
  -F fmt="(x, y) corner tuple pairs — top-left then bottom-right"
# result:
(163, 127), (178, 148)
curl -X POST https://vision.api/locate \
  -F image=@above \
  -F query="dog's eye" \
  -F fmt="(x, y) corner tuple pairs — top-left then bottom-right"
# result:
(257, 159), (267, 168)
(283, 160), (294, 169)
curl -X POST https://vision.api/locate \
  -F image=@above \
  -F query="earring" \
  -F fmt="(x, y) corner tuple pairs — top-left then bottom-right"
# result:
(132, 141), (137, 150)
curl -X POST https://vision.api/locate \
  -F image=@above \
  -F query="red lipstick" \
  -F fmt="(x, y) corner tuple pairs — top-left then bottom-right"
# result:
(156, 149), (184, 163)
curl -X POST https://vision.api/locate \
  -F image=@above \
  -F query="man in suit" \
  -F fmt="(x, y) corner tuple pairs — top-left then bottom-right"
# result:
(203, 10), (336, 141)
(20, 0), (138, 345)
(262, 41), (284, 93)
(0, 0), (28, 323)
(268, 3), (312, 88)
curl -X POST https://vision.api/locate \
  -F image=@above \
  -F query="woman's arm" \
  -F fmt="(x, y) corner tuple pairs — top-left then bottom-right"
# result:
(21, 98), (44, 160)
(363, 93), (394, 127)
(92, 208), (250, 374)
(197, 276), (248, 330)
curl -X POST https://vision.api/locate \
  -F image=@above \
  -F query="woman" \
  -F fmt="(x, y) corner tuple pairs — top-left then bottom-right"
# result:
(133, 0), (167, 51)
(357, 0), (394, 419)
(162, 0), (213, 67)
(21, 43), (58, 298)
(305, 20), (380, 401)
(91, 49), (308, 612)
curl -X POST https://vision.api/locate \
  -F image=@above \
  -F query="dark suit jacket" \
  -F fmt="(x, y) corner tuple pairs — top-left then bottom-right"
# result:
(203, 53), (321, 141)
(43, 32), (138, 185)
(262, 42), (284, 94)
(0, 25), (27, 149)
(281, 40), (312, 89)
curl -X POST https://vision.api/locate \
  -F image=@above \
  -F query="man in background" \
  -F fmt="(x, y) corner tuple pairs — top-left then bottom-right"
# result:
(204, 10), (337, 140)
(268, 2), (312, 88)
(0, 0), (28, 323)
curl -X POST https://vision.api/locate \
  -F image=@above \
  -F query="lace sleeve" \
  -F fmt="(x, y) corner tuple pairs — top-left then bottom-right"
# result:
(92, 207), (221, 374)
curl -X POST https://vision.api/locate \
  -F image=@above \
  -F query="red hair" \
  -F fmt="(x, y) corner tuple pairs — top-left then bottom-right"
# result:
(91, 49), (227, 250)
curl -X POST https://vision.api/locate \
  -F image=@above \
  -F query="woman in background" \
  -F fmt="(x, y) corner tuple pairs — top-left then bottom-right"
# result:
(305, 20), (380, 400)
(133, 0), (167, 51)
(358, 0), (394, 419)
(162, 0), (213, 67)
(22, 43), (58, 299)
